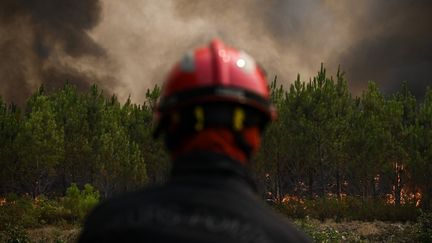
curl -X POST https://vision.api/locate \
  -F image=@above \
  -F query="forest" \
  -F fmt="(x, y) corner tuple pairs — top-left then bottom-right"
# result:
(1, 66), (432, 241)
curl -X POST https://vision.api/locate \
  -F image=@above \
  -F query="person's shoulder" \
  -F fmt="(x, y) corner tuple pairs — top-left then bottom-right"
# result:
(80, 183), (312, 242)
(83, 185), (162, 227)
(244, 201), (311, 242)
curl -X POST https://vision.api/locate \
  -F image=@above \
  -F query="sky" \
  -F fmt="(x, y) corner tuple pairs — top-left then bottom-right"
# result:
(1, 0), (431, 105)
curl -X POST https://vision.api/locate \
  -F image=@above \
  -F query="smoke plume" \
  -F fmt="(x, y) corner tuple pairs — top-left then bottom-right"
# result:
(92, 0), (348, 102)
(1, 0), (431, 104)
(0, 0), (116, 105)
(333, 1), (432, 97)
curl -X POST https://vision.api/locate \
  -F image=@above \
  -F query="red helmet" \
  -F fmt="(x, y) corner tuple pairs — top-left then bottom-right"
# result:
(154, 39), (276, 137)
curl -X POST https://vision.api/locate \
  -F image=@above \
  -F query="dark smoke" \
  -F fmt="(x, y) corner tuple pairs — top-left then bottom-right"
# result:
(0, 0), (115, 105)
(172, 0), (432, 98)
(330, 1), (432, 97)
(1, 0), (431, 104)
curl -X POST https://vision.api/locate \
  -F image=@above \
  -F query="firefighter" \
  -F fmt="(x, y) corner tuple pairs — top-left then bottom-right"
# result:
(79, 39), (311, 242)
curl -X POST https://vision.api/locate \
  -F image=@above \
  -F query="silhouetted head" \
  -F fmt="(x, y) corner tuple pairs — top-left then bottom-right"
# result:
(154, 39), (276, 164)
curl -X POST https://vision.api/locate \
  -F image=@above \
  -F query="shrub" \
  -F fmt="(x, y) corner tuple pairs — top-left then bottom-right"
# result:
(0, 223), (30, 243)
(276, 196), (420, 222)
(306, 198), (349, 222)
(0, 194), (40, 228)
(63, 183), (100, 222)
(345, 198), (419, 222)
(0, 184), (100, 229)
(36, 196), (72, 225)
(293, 218), (361, 242)
(415, 211), (432, 242)
(274, 199), (307, 219)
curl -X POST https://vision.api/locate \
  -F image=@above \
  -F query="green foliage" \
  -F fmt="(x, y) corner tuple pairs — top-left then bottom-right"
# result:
(0, 83), (160, 197)
(0, 224), (30, 243)
(308, 198), (349, 222)
(50, 83), (92, 193)
(94, 104), (148, 197)
(257, 66), (355, 200)
(294, 218), (362, 242)
(415, 211), (432, 242)
(0, 194), (40, 228)
(0, 100), (20, 193)
(0, 184), (99, 233)
(139, 86), (169, 184)
(276, 197), (420, 222)
(15, 95), (64, 197)
(274, 198), (308, 219)
(410, 88), (432, 210)
(63, 183), (100, 222)
(0, 65), (431, 230)
(36, 196), (71, 225)
(3, 67), (426, 205)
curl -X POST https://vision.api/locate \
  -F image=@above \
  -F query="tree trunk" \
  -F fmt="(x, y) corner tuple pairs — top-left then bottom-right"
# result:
(317, 141), (325, 197)
(336, 164), (342, 200)
(318, 158), (325, 197)
(362, 178), (369, 200)
(372, 179), (377, 199)
(308, 171), (314, 199)
(422, 182), (432, 211)
(275, 159), (281, 203)
(394, 162), (403, 206)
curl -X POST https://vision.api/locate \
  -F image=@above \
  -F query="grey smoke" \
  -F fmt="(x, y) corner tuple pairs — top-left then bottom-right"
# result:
(1, 0), (431, 104)
(334, 1), (432, 98)
(0, 0), (115, 105)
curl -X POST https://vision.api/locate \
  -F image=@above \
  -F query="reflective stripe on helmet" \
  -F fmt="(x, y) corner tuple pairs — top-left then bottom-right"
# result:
(158, 86), (271, 115)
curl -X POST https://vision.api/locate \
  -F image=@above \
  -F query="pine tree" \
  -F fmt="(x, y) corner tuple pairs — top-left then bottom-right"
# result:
(50, 83), (92, 192)
(0, 98), (21, 193)
(348, 82), (387, 199)
(94, 98), (147, 197)
(15, 94), (64, 197)
(412, 88), (432, 210)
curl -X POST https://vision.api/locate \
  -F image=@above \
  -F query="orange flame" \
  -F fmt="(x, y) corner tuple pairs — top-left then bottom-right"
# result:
(386, 188), (422, 207)
(282, 195), (304, 204)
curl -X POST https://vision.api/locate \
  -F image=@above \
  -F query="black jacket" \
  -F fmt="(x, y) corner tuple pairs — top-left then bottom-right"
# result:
(79, 152), (311, 243)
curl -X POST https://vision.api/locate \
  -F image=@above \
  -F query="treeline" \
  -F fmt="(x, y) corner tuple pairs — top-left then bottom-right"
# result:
(0, 84), (169, 198)
(255, 65), (432, 210)
(0, 65), (431, 211)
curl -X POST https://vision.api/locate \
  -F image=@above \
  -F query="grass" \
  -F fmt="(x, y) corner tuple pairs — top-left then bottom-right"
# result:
(1, 187), (430, 242)
(293, 218), (418, 242)
(26, 225), (79, 243)
(274, 196), (420, 222)
(0, 220), (417, 243)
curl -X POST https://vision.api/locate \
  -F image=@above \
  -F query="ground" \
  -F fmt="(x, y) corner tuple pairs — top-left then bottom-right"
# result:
(22, 220), (416, 243)
(296, 219), (417, 242)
